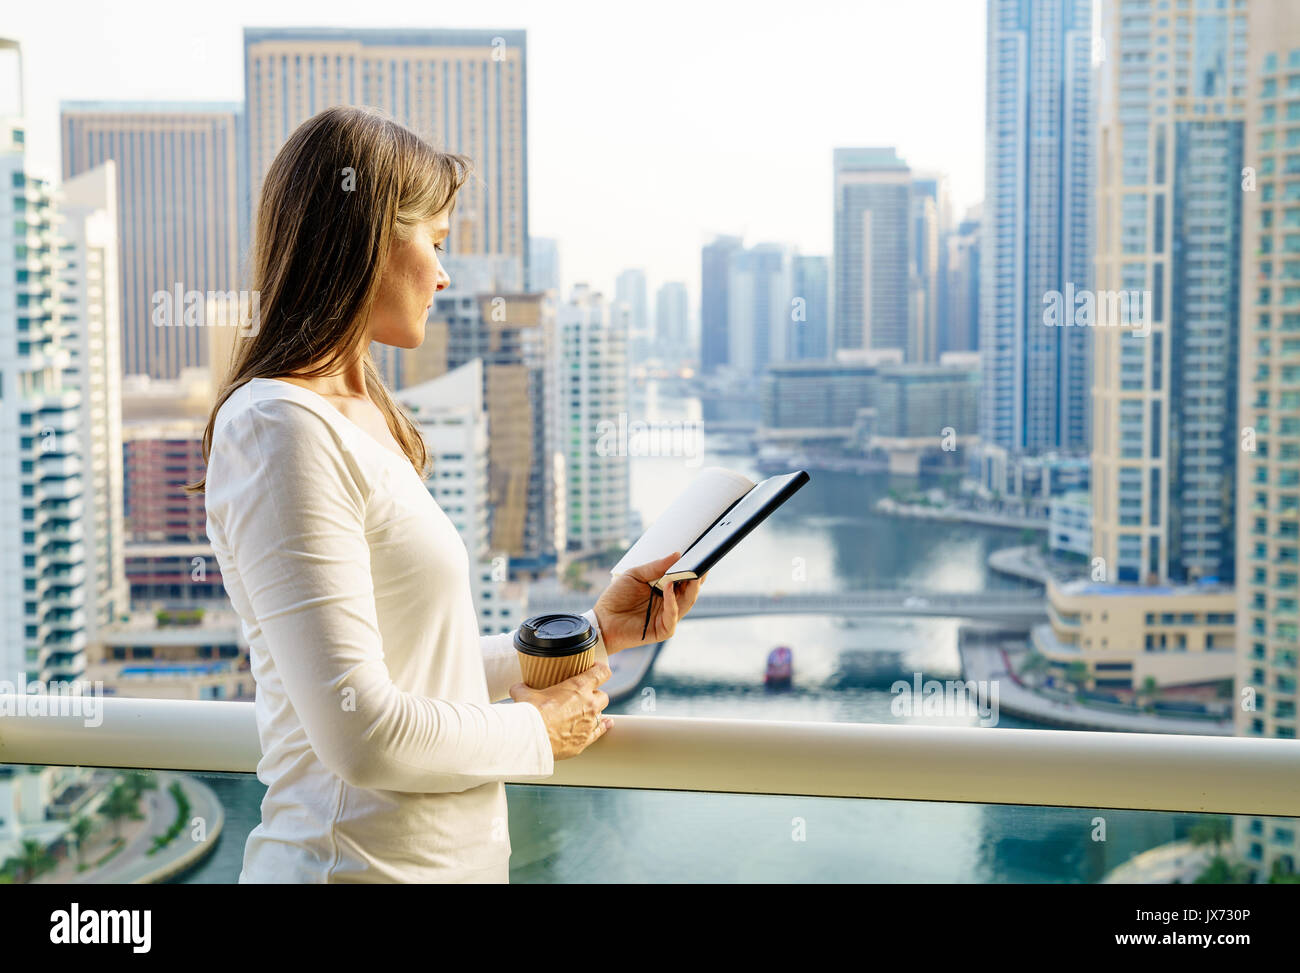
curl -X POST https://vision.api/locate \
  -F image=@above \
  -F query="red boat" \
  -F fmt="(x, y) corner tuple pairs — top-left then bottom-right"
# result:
(765, 646), (793, 687)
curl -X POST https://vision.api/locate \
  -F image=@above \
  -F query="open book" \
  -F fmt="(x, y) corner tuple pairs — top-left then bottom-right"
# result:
(611, 466), (811, 591)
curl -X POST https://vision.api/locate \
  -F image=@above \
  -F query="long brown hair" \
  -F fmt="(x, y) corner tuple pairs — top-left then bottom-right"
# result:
(187, 105), (471, 492)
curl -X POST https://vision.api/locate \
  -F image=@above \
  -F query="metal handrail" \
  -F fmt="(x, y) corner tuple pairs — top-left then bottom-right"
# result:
(1, 694), (1298, 816)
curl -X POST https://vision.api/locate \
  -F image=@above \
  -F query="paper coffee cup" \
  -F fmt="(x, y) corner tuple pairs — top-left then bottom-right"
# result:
(514, 613), (600, 689)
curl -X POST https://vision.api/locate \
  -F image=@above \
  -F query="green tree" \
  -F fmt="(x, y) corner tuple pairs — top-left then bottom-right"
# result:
(1194, 855), (1250, 884)
(70, 816), (95, 870)
(1066, 660), (1089, 689)
(563, 559), (592, 593)
(1139, 675), (1159, 711)
(1188, 816), (1232, 856)
(98, 782), (141, 840)
(1018, 652), (1049, 684)
(17, 839), (54, 884)
(1268, 860), (1300, 884)
(120, 770), (157, 801)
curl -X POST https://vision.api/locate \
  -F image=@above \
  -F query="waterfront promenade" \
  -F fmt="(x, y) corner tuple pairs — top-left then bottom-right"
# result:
(987, 544), (1054, 583)
(959, 638), (1234, 735)
(31, 771), (223, 884)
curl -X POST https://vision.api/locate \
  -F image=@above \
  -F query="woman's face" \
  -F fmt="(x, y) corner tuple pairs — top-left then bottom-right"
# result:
(368, 206), (452, 348)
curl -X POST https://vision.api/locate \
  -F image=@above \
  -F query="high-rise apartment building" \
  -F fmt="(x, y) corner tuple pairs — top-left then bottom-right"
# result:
(529, 236), (560, 293)
(58, 162), (128, 638)
(792, 254), (831, 361)
(1235, 0), (1300, 881)
(982, 0), (1093, 453)
(437, 289), (561, 574)
(243, 27), (528, 280)
(654, 280), (689, 362)
(1, 63), (89, 689)
(700, 234), (744, 374)
(60, 102), (242, 379)
(395, 359), (492, 561)
(833, 147), (911, 356)
(727, 242), (796, 378)
(909, 172), (950, 363)
(615, 267), (649, 363)
(1092, 0), (1246, 585)
(396, 359), (527, 636)
(939, 206), (981, 355)
(557, 284), (631, 556)
(118, 369), (225, 606)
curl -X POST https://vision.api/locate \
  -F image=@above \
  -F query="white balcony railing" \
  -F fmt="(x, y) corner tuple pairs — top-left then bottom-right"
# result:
(1, 695), (1299, 816)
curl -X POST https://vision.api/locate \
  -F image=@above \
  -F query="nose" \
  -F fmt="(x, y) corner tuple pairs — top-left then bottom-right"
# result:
(435, 263), (451, 292)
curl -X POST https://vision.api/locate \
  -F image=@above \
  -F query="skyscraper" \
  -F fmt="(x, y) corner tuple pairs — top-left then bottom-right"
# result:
(981, 0), (1093, 453)
(1, 54), (89, 688)
(939, 205), (981, 355)
(909, 172), (950, 363)
(700, 234), (744, 374)
(529, 236), (560, 293)
(60, 102), (242, 379)
(58, 162), (128, 639)
(728, 242), (795, 378)
(395, 359), (491, 562)
(243, 27), (528, 282)
(1092, 0), (1246, 585)
(792, 254), (830, 361)
(438, 290), (560, 574)
(557, 284), (631, 556)
(833, 147), (911, 356)
(614, 267), (650, 364)
(654, 280), (689, 362)
(1235, 0), (1300, 880)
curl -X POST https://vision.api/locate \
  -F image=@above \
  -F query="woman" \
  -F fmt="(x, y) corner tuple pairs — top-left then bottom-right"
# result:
(191, 105), (705, 883)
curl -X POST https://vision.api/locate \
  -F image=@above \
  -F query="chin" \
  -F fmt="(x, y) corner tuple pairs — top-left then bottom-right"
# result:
(374, 322), (426, 350)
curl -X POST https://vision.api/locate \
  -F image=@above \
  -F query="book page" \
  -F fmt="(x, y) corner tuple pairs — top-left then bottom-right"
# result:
(610, 466), (755, 577)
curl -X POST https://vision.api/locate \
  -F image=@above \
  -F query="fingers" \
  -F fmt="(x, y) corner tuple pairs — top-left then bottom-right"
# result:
(567, 661), (612, 690)
(687, 576), (703, 603)
(626, 550), (681, 583)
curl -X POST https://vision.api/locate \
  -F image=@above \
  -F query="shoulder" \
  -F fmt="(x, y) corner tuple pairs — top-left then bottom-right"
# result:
(208, 380), (376, 502)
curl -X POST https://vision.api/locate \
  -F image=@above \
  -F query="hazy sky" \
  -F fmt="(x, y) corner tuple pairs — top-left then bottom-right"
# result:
(6, 0), (986, 312)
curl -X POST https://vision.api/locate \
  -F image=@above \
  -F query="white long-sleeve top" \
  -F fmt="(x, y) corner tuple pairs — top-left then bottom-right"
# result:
(204, 377), (605, 883)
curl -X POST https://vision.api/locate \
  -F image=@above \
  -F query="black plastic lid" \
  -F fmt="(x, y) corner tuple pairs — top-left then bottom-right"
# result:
(513, 612), (598, 657)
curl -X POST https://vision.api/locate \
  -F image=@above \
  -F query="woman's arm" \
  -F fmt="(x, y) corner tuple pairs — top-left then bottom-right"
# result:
(207, 396), (553, 793)
(479, 609), (607, 703)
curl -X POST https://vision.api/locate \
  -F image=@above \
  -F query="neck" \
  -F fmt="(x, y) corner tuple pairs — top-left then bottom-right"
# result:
(285, 350), (369, 398)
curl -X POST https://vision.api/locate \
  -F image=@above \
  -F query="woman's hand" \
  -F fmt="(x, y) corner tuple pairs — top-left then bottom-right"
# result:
(590, 551), (708, 654)
(510, 663), (613, 760)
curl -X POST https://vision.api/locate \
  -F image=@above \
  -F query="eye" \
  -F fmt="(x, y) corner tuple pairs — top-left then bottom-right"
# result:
(434, 242), (445, 253)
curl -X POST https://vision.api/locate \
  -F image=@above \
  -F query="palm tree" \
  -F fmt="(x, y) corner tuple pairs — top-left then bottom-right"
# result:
(98, 782), (140, 840)
(1019, 652), (1050, 682)
(1188, 816), (1232, 857)
(1139, 675), (1159, 711)
(118, 770), (154, 800)
(1066, 660), (1089, 691)
(69, 816), (95, 870)
(18, 839), (54, 883)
